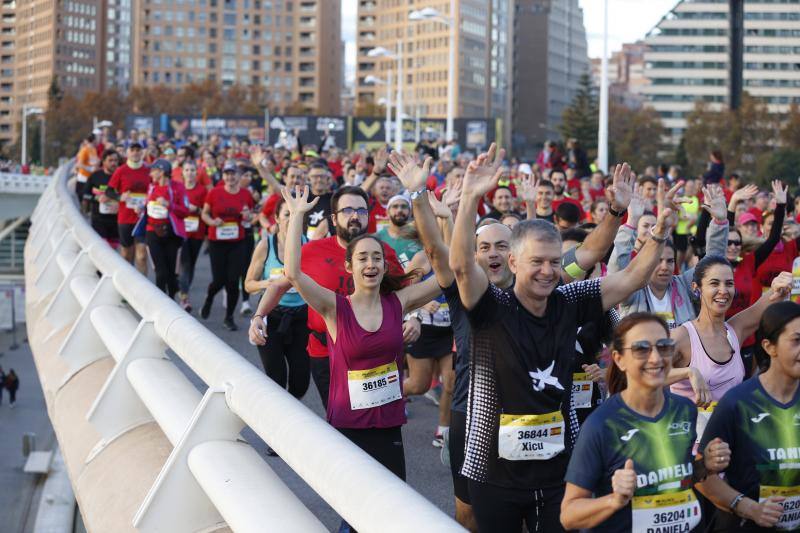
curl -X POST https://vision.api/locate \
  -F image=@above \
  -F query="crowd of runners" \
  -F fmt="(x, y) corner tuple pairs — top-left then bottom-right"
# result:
(74, 129), (800, 532)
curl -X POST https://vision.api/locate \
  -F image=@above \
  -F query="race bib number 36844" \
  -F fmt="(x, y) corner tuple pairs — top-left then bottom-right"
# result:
(347, 361), (402, 411)
(498, 411), (565, 461)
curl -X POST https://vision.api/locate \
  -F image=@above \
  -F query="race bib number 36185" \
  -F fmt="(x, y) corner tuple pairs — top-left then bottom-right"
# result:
(347, 361), (402, 411)
(498, 411), (565, 461)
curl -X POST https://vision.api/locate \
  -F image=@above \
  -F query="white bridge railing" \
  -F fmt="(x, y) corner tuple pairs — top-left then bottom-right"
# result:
(24, 162), (462, 532)
(0, 171), (51, 194)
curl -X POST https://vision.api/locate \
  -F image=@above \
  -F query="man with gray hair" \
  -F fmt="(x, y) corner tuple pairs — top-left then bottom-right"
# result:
(449, 143), (679, 532)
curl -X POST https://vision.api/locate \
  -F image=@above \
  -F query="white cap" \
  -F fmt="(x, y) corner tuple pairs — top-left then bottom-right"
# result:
(518, 163), (532, 175)
(387, 194), (411, 208)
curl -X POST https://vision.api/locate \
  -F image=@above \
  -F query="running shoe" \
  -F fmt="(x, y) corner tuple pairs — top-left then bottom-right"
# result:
(424, 383), (443, 406)
(440, 428), (451, 467)
(432, 431), (444, 448)
(180, 293), (192, 313)
(200, 298), (212, 319)
(223, 317), (238, 331)
(240, 300), (252, 316)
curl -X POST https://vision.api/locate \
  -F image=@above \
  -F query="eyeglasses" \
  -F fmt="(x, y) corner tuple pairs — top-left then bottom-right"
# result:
(621, 338), (676, 359)
(727, 240), (742, 247)
(337, 207), (369, 217)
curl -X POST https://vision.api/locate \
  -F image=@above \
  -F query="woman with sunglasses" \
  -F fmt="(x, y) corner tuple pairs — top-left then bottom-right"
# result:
(696, 301), (800, 532)
(281, 185), (441, 483)
(562, 312), (731, 532)
(669, 255), (792, 442)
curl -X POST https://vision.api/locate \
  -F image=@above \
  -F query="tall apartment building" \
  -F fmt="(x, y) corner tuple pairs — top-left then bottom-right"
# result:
(132, 0), (342, 114)
(643, 0), (800, 145)
(104, 0), (133, 92)
(354, 0), (513, 139)
(511, 0), (589, 159)
(0, 0), (105, 150)
(590, 41), (648, 108)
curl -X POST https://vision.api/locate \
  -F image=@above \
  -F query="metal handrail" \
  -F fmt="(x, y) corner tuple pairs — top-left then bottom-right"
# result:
(25, 162), (462, 532)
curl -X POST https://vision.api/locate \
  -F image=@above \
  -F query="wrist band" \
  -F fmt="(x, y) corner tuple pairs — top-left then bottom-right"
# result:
(609, 206), (627, 218)
(729, 493), (745, 515)
(713, 218), (728, 226)
(561, 244), (586, 279)
(650, 227), (667, 243)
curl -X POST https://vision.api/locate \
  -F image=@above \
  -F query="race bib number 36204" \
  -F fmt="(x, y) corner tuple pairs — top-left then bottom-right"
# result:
(498, 411), (565, 461)
(760, 485), (800, 531)
(632, 489), (701, 533)
(347, 361), (402, 410)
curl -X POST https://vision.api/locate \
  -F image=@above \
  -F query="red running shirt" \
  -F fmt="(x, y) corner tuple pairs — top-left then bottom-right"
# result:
(300, 236), (403, 358)
(204, 187), (254, 241)
(108, 164), (151, 225)
(367, 197), (390, 233)
(183, 184), (208, 240)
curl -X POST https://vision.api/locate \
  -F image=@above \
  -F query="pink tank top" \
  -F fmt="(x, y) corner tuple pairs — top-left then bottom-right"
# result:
(670, 321), (745, 402)
(326, 292), (406, 429)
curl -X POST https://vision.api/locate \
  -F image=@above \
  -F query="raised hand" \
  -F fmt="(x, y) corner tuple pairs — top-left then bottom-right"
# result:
(281, 185), (319, 215)
(701, 184), (728, 222)
(628, 184), (646, 224)
(769, 271), (793, 302)
(772, 179), (788, 205)
(729, 184), (759, 209)
(702, 437), (731, 473)
(519, 173), (540, 205)
(606, 163), (635, 212)
(443, 178), (463, 210)
(657, 178), (685, 230)
(373, 146), (390, 175)
(427, 190), (452, 219)
(611, 459), (637, 509)
(387, 151), (432, 193)
(250, 145), (267, 169)
(462, 143), (506, 200)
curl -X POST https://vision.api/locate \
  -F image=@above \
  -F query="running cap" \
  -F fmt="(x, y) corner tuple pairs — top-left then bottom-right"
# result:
(518, 163), (532, 175)
(128, 142), (143, 149)
(222, 161), (239, 173)
(151, 158), (172, 175)
(739, 212), (759, 225)
(387, 194), (410, 208)
(304, 149), (320, 158)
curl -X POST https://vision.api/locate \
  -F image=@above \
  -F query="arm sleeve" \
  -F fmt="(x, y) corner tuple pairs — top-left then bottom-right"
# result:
(753, 203), (785, 268)
(564, 417), (605, 491)
(704, 219), (729, 259)
(606, 225), (636, 274)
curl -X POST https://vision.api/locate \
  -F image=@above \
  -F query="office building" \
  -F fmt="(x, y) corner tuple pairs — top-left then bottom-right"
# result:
(511, 0), (589, 159)
(643, 0), (800, 145)
(132, 0), (342, 115)
(354, 0), (513, 140)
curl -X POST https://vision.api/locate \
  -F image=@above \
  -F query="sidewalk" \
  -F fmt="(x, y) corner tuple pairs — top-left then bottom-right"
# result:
(0, 327), (56, 533)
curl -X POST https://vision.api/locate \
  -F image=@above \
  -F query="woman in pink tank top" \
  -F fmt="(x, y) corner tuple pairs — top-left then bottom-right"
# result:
(281, 186), (442, 481)
(667, 255), (792, 443)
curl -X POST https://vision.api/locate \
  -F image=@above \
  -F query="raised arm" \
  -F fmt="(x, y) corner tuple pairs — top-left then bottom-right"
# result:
(729, 271), (792, 342)
(250, 146), (284, 192)
(753, 181), (787, 267)
(519, 173), (538, 221)
(448, 144), (505, 309)
(700, 184), (730, 259)
(566, 163), (634, 281)
(282, 186), (336, 320)
(601, 180), (680, 310)
(396, 276), (443, 314)
(360, 147), (389, 193)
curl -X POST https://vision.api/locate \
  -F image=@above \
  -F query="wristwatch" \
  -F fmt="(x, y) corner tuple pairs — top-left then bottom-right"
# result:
(409, 189), (426, 201)
(608, 205), (627, 218)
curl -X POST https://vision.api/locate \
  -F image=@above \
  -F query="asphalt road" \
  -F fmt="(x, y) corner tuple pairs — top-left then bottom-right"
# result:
(177, 246), (456, 530)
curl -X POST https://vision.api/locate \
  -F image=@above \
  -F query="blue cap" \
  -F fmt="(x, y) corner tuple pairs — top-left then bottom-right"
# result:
(151, 158), (172, 175)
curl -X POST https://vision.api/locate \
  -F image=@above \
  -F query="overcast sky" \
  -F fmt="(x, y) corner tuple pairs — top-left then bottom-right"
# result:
(341, 0), (680, 83)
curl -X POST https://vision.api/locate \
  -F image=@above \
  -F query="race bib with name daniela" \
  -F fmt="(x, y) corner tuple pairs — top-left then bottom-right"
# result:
(632, 489), (701, 533)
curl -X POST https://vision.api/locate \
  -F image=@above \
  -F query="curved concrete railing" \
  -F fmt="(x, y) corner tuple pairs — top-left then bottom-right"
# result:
(24, 162), (462, 533)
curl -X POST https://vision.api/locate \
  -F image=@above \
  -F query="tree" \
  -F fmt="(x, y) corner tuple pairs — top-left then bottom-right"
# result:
(780, 103), (800, 147)
(607, 103), (664, 172)
(756, 148), (800, 188)
(354, 101), (385, 118)
(559, 73), (598, 152)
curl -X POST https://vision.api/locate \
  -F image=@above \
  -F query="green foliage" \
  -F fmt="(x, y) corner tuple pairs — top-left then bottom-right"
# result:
(608, 103), (664, 173)
(756, 149), (800, 189)
(559, 73), (598, 152)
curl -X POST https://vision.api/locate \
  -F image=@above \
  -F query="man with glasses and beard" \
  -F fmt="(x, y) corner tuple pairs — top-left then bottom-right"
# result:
(293, 186), (417, 408)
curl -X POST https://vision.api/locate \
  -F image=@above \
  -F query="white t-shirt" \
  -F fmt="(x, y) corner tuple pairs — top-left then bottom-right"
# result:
(646, 286), (676, 329)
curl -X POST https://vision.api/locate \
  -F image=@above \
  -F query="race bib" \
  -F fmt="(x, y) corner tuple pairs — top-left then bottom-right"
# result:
(791, 257), (800, 304)
(126, 192), (147, 209)
(571, 372), (593, 409)
(695, 402), (718, 446)
(216, 222), (240, 240)
(376, 219), (390, 232)
(431, 302), (450, 327)
(347, 361), (402, 410)
(269, 267), (284, 280)
(184, 216), (199, 233)
(760, 485), (800, 531)
(98, 201), (118, 215)
(498, 411), (564, 461)
(306, 225), (318, 240)
(632, 489), (701, 533)
(147, 201), (168, 219)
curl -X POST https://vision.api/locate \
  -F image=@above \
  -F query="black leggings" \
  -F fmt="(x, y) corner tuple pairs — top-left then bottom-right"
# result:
(468, 481), (564, 533)
(338, 426), (406, 481)
(206, 239), (247, 319)
(146, 231), (182, 297)
(239, 232), (255, 303)
(179, 238), (203, 294)
(256, 306), (310, 398)
(309, 355), (330, 409)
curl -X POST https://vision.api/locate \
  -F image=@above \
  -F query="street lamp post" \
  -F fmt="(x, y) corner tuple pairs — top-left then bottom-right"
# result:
(365, 73), (393, 145)
(410, 1), (456, 143)
(21, 104), (43, 166)
(597, 0), (609, 173)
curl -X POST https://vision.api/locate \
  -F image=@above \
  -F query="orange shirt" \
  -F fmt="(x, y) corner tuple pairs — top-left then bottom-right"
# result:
(77, 144), (99, 180)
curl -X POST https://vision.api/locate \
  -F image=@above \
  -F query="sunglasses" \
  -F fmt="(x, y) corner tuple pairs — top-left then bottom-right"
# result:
(727, 240), (742, 246)
(621, 338), (676, 359)
(337, 207), (369, 217)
